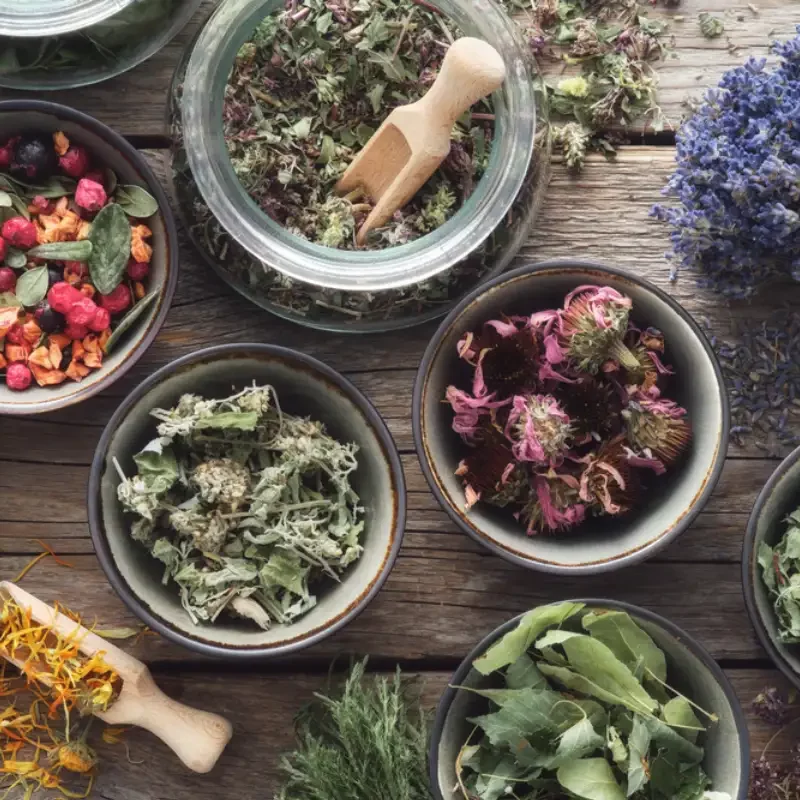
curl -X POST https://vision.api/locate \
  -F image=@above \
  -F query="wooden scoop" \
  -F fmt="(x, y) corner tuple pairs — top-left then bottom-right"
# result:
(335, 36), (506, 246)
(0, 581), (232, 774)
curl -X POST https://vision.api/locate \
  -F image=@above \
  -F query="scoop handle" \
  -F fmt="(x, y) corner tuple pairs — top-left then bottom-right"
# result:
(417, 37), (506, 129)
(113, 678), (233, 773)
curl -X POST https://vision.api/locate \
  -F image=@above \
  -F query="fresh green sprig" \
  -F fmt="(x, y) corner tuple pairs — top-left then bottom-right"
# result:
(276, 660), (432, 800)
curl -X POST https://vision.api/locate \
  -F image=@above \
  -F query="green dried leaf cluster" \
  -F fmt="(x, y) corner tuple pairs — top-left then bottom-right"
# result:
(502, 0), (671, 168)
(0, 0), (181, 79)
(698, 13), (724, 39)
(224, 0), (491, 250)
(457, 602), (726, 800)
(276, 660), (431, 800)
(758, 505), (800, 644)
(115, 384), (364, 630)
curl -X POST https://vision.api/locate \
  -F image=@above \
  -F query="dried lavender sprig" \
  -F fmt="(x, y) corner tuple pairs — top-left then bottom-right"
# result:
(701, 312), (800, 454)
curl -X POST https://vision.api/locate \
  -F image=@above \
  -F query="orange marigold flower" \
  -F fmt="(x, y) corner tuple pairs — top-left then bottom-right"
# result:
(55, 742), (97, 774)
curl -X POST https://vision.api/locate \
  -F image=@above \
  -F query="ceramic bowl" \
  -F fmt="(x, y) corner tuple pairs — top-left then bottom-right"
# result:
(88, 343), (406, 659)
(743, 444), (800, 690)
(0, 100), (178, 415)
(430, 599), (749, 800)
(413, 259), (728, 574)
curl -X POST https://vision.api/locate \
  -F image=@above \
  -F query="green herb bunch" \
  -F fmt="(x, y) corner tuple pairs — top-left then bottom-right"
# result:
(277, 660), (431, 800)
(224, 0), (491, 250)
(115, 384), (364, 629)
(456, 602), (724, 800)
(758, 505), (800, 644)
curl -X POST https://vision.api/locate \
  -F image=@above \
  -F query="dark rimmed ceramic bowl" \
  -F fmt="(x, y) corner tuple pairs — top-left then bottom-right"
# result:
(88, 343), (406, 659)
(743, 444), (800, 690)
(0, 100), (178, 415)
(413, 259), (728, 574)
(430, 599), (749, 800)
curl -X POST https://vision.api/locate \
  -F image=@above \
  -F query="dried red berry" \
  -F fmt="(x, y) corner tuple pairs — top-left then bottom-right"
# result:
(6, 362), (32, 391)
(99, 284), (131, 315)
(0, 139), (15, 169)
(0, 237), (6, 264)
(66, 296), (98, 327)
(88, 306), (111, 333)
(64, 321), (88, 341)
(58, 146), (90, 178)
(48, 282), (84, 314)
(1, 217), (38, 250)
(83, 169), (105, 186)
(5, 324), (24, 344)
(31, 195), (51, 213)
(74, 178), (107, 213)
(0, 266), (14, 292)
(126, 260), (149, 281)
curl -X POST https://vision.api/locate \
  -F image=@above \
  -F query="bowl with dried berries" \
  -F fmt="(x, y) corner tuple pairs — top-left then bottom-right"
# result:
(0, 99), (178, 415)
(430, 600), (749, 800)
(88, 343), (405, 659)
(743, 445), (800, 691)
(413, 260), (728, 574)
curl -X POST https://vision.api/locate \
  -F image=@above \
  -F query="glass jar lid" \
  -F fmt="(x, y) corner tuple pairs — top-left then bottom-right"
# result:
(0, 0), (136, 38)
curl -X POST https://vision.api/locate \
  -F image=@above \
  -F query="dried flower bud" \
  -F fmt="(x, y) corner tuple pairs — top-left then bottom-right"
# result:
(521, 472), (585, 534)
(505, 394), (572, 465)
(558, 285), (638, 374)
(623, 393), (692, 464)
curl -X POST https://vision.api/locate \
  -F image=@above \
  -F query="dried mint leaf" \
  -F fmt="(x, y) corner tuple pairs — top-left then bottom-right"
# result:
(14, 266), (48, 307)
(28, 240), (93, 262)
(89, 203), (131, 294)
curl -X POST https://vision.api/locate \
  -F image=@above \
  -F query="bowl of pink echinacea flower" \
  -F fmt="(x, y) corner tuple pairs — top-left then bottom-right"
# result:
(412, 259), (729, 575)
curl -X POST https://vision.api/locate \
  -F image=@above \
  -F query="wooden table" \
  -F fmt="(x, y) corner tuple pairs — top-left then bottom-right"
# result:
(1, 1), (799, 796)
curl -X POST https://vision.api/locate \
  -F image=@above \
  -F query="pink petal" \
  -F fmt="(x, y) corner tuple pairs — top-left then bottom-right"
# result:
(464, 484), (481, 509)
(646, 350), (674, 375)
(457, 332), (474, 359)
(543, 334), (565, 364)
(624, 446), (666, 475)
(485, 319), (518, 338)
(501, 463), (516, 484)
(539, 362), (579, 384)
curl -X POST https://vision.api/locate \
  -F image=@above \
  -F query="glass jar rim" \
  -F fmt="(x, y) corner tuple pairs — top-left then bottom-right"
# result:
(0, 0), (137, 38)
(181, 0), (535, 292)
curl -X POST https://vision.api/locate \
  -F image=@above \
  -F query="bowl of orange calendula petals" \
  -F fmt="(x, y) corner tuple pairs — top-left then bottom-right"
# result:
(0, 99), (178, 414)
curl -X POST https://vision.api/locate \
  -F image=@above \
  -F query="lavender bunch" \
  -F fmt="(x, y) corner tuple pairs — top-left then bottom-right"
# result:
(652, 27), (800, 298)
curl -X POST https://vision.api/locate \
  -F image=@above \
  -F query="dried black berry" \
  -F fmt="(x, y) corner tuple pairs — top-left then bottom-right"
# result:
(47, 266), (63, 286)
(36, 304), (65, 334)
(59, 345), (72, 371)
(10, 135), (58, 182)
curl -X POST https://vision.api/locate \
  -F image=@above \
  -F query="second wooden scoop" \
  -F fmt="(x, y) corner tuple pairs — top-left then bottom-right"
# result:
(0, 581), (233, 774)
(335, 36), (506, 246)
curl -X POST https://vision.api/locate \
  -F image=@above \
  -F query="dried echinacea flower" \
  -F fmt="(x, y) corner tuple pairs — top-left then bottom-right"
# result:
(475, 326), (540, 396)
(505, 394), (572, 465)
(520, 472), (586, 534)
(624, 393), (692, 465)
(554, 376), (624, 440)
(558, 285), (639, 374)
(576, 435), (638, 515)
(455, 427), (523, 509)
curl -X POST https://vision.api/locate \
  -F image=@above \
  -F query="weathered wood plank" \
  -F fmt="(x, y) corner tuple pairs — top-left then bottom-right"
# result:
(79, 667), (793, 798)
(0, 0), (794, 137)
(0, 553), (763, 662)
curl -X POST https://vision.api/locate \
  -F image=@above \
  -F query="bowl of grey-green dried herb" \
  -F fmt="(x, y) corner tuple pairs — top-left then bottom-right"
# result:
(88, 343), (406, 659)
(744, 445), (800, 691)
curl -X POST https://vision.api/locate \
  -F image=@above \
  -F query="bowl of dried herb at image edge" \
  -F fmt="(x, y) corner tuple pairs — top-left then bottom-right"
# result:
(743, 445), (800, 692)
(429, 600), (749, 800)
(0, 99), (178, 415)
(413, 259), (729, 574)
(88, 343), (405, 659)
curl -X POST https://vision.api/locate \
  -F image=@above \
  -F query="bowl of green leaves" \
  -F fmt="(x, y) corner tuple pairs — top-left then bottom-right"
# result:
(430, 600), (749, 800)
(743, 445), (800, 691)
(88, 343), (406, 659)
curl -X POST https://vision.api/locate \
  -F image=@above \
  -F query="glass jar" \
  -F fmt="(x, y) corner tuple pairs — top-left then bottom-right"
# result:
(170, 0), (550, 333)
(0, 0), (206, 91)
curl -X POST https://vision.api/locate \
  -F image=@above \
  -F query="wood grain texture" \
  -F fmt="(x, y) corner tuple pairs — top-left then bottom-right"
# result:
(82, 667), (793, 798)
(0, 0), (795, 136)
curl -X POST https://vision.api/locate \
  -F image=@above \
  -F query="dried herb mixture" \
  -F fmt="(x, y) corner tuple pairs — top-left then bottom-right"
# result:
(758, 503), (800, 644)
(115, 384), (365, 629)
(224, 0), (492, 250)
(0, 129), (159, 393)
(0, 0), (182, 82)
(445, 286), (691, 534)
(751, 687), (800, 800)
(455, 602), (725, 800)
